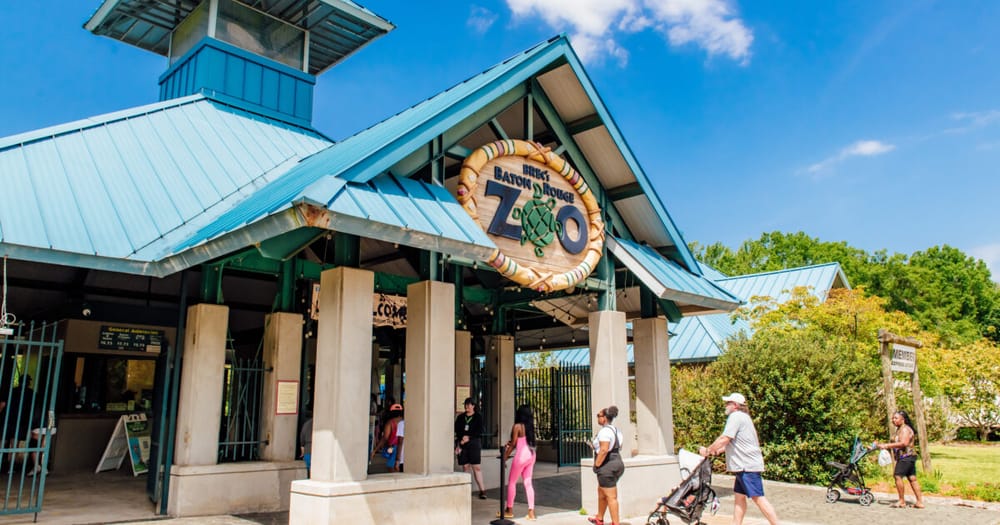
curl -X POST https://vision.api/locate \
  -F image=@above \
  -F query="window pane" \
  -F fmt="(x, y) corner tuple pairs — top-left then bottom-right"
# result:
(216, 0), (304, 70)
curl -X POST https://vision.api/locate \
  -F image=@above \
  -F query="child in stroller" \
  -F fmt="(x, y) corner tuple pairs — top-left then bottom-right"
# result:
(825, 437), (876, 506)
(647, 449), (720, 525)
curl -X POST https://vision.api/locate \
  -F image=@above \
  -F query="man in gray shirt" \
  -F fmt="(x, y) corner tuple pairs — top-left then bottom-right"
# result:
(700, 393), (780, 525)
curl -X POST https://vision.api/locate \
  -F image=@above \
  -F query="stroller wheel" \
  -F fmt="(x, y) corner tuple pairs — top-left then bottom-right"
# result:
(825, 489), (841, 503)
(859, 491), (875, 506)
(646, 512), (668, 525)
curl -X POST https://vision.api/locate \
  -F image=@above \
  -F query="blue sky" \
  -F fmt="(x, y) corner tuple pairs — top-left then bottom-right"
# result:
(2, 1), (999, 278)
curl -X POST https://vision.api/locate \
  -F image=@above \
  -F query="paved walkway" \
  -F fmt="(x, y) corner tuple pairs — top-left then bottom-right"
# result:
(183, 464), (1000, 525)
(4, 462), (998, 524)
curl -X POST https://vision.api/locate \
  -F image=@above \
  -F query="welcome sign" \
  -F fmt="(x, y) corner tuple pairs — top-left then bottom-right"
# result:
(457, 140), (604, 292)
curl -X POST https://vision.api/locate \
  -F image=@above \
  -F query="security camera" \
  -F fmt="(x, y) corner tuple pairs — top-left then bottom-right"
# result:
(81, 306), (92, 318)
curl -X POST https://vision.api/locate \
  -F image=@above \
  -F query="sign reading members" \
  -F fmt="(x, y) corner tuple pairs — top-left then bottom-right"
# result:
(456, 140), (605, 292)
(890, 343), (917, 373)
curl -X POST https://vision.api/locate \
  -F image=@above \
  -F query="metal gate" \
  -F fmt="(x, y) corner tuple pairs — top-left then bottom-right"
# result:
(515, 365), (591, 466)
(0, 321), (64, 519)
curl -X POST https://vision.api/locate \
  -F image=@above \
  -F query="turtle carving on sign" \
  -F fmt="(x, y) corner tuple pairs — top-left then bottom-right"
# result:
(456, 139), (605, 292)
(512, 183), (561, 257)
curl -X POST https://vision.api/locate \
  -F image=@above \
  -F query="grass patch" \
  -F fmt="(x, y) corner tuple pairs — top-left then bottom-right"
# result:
(870, 442), (1000, 502)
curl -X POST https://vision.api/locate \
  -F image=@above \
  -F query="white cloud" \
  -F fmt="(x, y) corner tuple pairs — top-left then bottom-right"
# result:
(969, 244), (1000, 283)
(505, 0), (752, 66)
(806, 139), (895, 175)
(945, 109), (1000, 134)
(644, 0), (754, 64)
(467, 5), (499, 34)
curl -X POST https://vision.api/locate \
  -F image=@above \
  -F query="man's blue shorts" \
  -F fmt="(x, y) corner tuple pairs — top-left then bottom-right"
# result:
(733, 471), (766, 498)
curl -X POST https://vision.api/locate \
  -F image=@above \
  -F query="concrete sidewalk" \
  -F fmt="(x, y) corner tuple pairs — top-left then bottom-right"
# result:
(134, 464), (1000, 525)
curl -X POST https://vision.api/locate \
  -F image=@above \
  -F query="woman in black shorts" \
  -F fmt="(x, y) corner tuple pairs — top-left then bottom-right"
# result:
(587, 405), (624, 525)
(876, 410), (925, 509)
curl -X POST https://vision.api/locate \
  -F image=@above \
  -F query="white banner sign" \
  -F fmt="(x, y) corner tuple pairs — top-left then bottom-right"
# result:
(309, 284), (407, 329)
(373, 293), (407, 328)
(891, 343), (917, 373)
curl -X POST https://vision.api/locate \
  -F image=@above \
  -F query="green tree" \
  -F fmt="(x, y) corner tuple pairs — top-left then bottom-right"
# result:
(925, 339), (1000, 441)
(692, 233), (1000, 344)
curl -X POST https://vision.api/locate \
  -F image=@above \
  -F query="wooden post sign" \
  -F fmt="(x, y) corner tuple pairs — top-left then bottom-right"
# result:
(877, 329), (931, 472)
(456, 140), (605, 292)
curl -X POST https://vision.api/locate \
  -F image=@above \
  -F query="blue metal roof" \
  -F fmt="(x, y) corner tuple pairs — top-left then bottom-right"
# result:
(0, 94), (331, 274)
(286, 34), (703, 271)
(668, 262), (850, 362)
(542, 262), (850, 366)
(714, 262), (850, 304)
(0, 34), (710, 285)
(608, 237), (741, 312)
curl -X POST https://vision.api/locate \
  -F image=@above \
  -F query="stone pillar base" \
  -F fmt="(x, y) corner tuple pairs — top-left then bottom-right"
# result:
(290, 473), (471, 525)
(168, 461), (305, 517)
(580, 455), (681, 518)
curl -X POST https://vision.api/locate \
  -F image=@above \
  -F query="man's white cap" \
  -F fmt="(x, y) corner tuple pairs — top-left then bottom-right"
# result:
(722, 393), (746, 405)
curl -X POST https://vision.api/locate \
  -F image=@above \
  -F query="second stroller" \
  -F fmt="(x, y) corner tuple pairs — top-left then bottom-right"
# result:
(825, 437), (876, 506)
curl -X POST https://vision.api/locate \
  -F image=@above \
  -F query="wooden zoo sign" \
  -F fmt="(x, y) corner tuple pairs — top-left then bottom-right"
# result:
(456, 140), (604, 292)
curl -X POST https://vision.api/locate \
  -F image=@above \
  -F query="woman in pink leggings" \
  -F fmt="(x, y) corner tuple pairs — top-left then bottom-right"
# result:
(501, 404), (537, 521)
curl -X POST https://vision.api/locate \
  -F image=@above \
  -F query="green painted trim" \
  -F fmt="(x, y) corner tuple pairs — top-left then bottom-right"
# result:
(640, 285), (657, 319)
(257, 228), (325, 260)
(454, 268), (464, 329)
(606, 182), (645, 201)
(564, 113), (603, 135)
(658, 298), (682, 323)
(446, 145), (472, 159)
(489, 118), (509, 140)
(201, 264), (222, 303)
(280, 260), (295, 311)
(524, 91), (534, 140)
(391, 84), (528, 179)
(333, 233), (360, 267)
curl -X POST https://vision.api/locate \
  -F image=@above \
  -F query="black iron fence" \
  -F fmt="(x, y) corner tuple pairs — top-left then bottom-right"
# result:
(515, 364), (592, 466)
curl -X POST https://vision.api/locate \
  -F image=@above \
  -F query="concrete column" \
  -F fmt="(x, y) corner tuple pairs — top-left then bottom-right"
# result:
(405, 280), (455, 475)
(588, 310), (632, 458)
(496, 335), (515, 445)
(633, 317), (674, 455)
(174, 303), (229, 466)
(455, 330), (471, 411)
(260, 312), (304, 461)
(311, 267), (374, 482)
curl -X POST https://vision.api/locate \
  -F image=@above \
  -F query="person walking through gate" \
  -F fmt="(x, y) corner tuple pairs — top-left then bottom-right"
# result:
(455, 397), (487, 499)
(370, 403), (404, 472)
(588, 405), (624, 525)
(501, 404), (537, 521)
(875, 410), (925, 509)
(699, 393), (780, 525)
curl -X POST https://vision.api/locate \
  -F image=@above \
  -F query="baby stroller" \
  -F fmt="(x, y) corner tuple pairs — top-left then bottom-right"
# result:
(647, 449), (720, 525)
(825, 437), (875, 506)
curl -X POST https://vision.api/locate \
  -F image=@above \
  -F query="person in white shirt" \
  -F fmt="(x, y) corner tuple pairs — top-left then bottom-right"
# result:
(700, 393), (780, 525)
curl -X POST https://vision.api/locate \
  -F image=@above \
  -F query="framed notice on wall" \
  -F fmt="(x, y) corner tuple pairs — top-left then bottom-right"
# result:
(276, 380), (299, 415)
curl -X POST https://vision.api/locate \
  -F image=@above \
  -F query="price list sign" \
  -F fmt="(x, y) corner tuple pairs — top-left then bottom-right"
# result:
(99, 326), (165, 353)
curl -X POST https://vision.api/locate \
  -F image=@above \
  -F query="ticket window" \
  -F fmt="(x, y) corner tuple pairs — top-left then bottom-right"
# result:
(61, 355), (156, 415)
